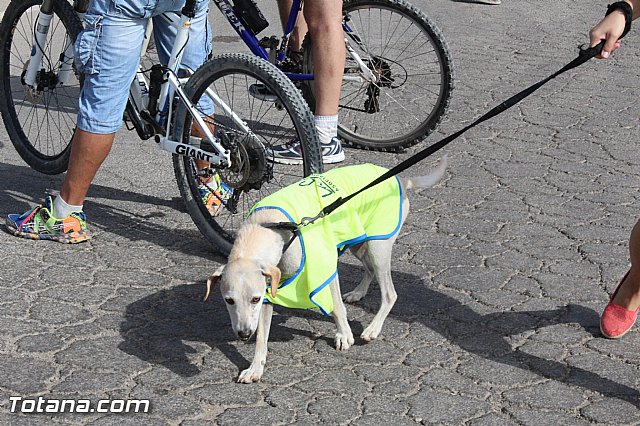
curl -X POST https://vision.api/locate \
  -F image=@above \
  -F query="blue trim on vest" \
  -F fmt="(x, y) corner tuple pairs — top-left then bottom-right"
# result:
(250, 206), (305, 292)
(309, 270), (337, 316)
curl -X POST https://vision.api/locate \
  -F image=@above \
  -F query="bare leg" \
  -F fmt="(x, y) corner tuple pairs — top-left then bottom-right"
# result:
(60, 129), (115, 205)
(276, 0), (307, 52)
(303, 0), (344, 116)
(60, 118), (215, 206)
(190, 115), (215, 178)
(612, 219), (640, 310)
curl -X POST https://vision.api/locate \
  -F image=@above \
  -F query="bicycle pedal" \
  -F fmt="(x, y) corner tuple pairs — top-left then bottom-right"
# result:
(249, 84), (277, 102)
(258, 36), (278, 49)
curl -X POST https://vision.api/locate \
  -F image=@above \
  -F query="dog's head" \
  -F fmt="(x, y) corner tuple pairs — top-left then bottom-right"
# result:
(204, 259), (280, 341)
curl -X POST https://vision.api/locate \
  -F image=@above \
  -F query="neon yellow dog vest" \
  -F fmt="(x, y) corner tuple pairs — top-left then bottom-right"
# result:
(250, 164), (402, 315)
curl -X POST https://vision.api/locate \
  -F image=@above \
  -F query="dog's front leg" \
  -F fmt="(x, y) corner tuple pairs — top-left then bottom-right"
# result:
(238, 302), (273, 383)
(330, 277), (354, 350)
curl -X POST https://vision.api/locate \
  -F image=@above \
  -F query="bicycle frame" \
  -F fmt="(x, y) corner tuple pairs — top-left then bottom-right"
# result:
(22, 0), (236, 168)
(122, 7), (235, 168)
(212, 0), (375, 84)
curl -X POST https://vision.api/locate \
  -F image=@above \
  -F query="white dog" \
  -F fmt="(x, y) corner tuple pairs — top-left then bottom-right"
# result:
(205, 158), (447, 383)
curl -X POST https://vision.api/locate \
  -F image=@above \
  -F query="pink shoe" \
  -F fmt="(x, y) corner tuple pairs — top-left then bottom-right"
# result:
(600, 271), (639, 339)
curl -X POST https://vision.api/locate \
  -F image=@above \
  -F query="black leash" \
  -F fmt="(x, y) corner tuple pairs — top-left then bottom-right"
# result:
(265, 41), (606, 242)
(262, 221), (300, 252)
(301, 41), (606, 226)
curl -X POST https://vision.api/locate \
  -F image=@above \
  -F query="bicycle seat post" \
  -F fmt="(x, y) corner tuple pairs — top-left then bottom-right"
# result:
(181, 0), (197, 18)
(72, 0), (90, 14)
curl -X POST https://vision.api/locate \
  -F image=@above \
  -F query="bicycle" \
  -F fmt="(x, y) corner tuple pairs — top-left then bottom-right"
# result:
(0, 0), (454, 176)
(0, 0), (322, 254)
(213, 0), (455, 152)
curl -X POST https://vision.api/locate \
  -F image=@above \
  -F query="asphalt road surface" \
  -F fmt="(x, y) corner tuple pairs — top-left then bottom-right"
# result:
(0, 0), (639, 424)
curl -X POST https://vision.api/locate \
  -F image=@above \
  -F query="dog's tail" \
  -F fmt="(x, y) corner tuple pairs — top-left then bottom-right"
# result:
(402, 155), (448, 190)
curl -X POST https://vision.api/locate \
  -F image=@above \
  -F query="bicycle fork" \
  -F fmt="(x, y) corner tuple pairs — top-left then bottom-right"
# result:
(23, 0), (87, 91)
(23, 0), (53, 88)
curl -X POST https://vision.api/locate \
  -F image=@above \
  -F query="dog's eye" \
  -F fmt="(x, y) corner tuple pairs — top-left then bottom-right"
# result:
(250, 297), (261, 304)
(224, 298), (235, 305)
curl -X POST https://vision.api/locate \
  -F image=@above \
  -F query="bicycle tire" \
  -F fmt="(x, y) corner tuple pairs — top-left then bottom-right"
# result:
(0, 0), (83, 174)
(302, 0), (454, 152)
(172, 53), (322, 255)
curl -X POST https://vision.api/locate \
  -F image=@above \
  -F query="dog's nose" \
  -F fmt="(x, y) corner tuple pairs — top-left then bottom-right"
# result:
(238, 330), (252, 340)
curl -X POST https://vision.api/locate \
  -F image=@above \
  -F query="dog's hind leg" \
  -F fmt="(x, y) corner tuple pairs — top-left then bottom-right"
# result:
(361, 238), (398, 342)
(343, 243), (375, 303)
(330, 277), (355, 350)
(238, 302), (273, 383)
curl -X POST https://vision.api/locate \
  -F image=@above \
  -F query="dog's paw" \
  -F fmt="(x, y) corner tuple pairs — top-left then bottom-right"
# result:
(237, 365), (263, 383)
(361, 323), (382, 342)
(342, 290), (365, 303)
(335, 332), (354, 351)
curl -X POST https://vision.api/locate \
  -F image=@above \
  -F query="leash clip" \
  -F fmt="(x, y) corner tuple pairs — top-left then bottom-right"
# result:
(299, 211), (325, 228)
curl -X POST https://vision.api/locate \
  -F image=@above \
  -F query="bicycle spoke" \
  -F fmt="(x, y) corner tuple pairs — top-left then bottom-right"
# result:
(331, 0), (453, 147)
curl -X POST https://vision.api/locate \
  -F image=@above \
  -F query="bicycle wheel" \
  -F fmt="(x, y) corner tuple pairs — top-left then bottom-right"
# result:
(0, 0), (83, 174)
(173, 53), (322, 255)
(302, 0), (454, 152)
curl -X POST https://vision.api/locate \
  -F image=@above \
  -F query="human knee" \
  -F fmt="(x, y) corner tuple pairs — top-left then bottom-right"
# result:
(303, 2), (342, 35)
(305, 17), (341, 36)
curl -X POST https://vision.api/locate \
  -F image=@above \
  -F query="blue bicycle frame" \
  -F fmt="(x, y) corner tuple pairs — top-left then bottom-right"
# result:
(212, 0), (377, 94)
(212, 0), (313, 81)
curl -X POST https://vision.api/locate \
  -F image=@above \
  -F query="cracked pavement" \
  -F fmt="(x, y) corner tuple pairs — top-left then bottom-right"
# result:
(1, 0), (639, 424)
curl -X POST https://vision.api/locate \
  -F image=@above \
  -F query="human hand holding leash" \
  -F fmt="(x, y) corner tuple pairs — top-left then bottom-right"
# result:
(589, 1), (637, 58)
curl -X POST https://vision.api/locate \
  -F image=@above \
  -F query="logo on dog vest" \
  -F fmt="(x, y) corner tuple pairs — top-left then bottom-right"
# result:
(298, 175), (339, 198)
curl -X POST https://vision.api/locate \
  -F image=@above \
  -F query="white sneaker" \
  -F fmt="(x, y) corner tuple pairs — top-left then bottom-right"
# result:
(271, 137), (345, 165)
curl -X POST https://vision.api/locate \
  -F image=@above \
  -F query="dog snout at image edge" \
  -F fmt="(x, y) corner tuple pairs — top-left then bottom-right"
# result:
(204, 157), (447, 383)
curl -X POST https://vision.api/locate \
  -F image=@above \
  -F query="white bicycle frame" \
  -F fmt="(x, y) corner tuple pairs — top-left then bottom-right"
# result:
(23, 0), (239, 168)
(122, 11), (236, 168)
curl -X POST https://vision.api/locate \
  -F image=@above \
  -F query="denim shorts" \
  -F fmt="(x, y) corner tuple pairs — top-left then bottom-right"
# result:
(75, 0), (213, 134)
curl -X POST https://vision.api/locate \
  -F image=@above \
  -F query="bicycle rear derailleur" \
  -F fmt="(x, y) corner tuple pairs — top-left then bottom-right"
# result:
(364, 57), (394, 113)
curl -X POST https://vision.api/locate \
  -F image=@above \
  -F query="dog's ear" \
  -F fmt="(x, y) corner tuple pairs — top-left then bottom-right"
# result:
(204, 265), (225, 301)
(262, 265), (281, 299)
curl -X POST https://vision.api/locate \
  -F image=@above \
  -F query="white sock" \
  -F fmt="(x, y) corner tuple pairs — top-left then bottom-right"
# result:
(314, 115), (338, 146)
(200, 175), (219, 190)
(52, 195), (83, 219)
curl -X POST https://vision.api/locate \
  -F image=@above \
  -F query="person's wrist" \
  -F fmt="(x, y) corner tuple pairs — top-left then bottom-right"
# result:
(606, 1), (633, 37)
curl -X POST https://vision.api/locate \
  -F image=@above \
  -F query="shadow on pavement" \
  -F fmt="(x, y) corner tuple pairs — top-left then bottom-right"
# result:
(0, 162), (224, 260)
(119, 262), (639, 407)
(118, 279), (320, 378)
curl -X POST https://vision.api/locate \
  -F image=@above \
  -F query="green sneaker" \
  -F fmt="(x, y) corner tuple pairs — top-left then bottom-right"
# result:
(5, 195), (91, 243)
